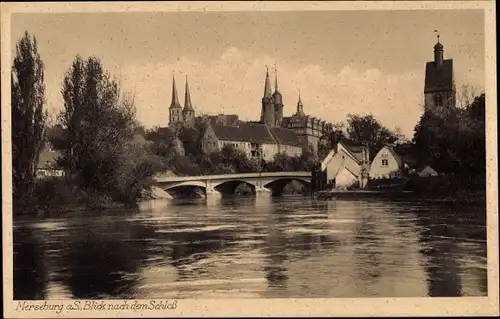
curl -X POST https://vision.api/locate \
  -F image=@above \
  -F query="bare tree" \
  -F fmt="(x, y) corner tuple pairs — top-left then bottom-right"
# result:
(456, 84), (483, 109)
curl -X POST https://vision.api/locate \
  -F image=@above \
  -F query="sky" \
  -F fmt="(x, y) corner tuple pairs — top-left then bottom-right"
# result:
(11, 10), (485, 137)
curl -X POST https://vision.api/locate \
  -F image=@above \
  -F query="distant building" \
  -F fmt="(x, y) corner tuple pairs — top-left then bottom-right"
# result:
(201, 121), (302, 161)
(424, 34), (456, 114)
(280, 92), (332, 155)
(416, 165), (439, 177)
(320, 140), (370, 188)
(36, 144), (64, 179)
(196, 114), (240, 127)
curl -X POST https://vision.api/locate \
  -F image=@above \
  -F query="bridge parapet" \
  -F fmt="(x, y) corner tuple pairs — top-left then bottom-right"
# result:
(153, 171), (312, 183)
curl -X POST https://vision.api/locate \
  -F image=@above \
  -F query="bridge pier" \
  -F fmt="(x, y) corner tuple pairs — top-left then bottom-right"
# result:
(205, 185), (222, 199)
(255, 186), (271, 197)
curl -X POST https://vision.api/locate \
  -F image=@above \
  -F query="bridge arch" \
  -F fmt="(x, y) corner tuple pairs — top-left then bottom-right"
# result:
(264, 177), (311, 197)
(213, 179), (257, 196)
(163, 181), (207, 191)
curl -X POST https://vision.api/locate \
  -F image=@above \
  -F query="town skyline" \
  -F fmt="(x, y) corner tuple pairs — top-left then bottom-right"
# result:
(11, 10), (485, 136)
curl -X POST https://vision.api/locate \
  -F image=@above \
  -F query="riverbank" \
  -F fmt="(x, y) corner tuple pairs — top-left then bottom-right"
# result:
(317, 189), (486, 206)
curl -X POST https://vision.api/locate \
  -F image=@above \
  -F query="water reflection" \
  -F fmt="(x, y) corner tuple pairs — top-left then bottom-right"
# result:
(56, 216), (153, 299)
(13, 226), (48, 299)
(12, 196), (487, 299)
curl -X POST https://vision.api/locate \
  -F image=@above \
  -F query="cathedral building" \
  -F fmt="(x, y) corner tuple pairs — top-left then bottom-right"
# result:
(424, 34), (456, 114)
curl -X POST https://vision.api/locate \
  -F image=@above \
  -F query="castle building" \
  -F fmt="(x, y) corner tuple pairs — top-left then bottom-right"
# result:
(169, 74), (196, 128)
(424, 34), (456, 113)
(281, 92), (332, 155)
(259, 68), (332, 155)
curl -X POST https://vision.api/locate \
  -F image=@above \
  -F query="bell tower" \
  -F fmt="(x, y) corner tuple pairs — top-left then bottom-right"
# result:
(424, 32), (456, 113)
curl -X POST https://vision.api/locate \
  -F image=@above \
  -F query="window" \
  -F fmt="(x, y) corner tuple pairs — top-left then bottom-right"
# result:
(382, 159), (388, 167)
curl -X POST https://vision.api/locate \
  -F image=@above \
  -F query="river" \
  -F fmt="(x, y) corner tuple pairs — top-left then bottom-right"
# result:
(13, 196), (487, 299)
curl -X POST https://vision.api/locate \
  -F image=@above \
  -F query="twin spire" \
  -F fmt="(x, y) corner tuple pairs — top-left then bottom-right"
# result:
(170, 73), (193, 111)
(262, 66), (304, 115)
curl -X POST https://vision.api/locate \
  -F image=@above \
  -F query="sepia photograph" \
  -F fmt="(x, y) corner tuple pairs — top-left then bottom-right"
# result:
(2, 1), (498, 317)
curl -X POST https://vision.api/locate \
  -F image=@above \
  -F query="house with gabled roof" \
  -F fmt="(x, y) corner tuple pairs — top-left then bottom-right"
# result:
(320, 139), (370, 188)
(369, 145), (403, 179)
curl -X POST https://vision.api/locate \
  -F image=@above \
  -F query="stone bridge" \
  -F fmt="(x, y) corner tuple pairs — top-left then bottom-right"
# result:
(153, 171), (312, 198)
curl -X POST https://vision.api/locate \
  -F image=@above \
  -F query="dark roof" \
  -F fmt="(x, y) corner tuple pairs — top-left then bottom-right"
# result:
(424, 59), (454, 93)
(196, 114), (239, 126)
(269, 127), (302, 147)
(210, 122), (277, 144)
(281, 117), (292, 128)
(337, 139), (367, 163)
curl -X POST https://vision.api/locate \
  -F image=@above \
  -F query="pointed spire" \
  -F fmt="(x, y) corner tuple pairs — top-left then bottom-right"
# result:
(184, 75), (193, 111)
(263, 66), (273, 98)
(296, 89), (305, 116)
(274, 65), (279, 93)
(170, 73), (181, 109)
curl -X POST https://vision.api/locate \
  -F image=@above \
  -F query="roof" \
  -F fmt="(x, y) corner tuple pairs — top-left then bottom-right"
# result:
(37, 149), (62, 169)
(196, 114), (239, 126)
(269, 127), (302, 147)
(281, 117), (292, 128)
(338, 138), (366, 164)
(210, 122), (277, 144)
(424, 59), (454, 93)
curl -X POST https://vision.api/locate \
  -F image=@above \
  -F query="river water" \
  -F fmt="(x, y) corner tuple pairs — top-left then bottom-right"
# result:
(13, 196), (487, 299)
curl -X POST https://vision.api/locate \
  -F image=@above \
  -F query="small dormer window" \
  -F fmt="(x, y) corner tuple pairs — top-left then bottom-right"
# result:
(382, 159), (388, 166)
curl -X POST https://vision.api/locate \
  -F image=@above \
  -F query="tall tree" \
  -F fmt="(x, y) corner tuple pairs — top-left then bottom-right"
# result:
(11, 31), (47, 206)
(346, 114), (398, 159)
(318, 122), (345, 159)
(59, 56), (140, 200)
(412, 93), (485, 175)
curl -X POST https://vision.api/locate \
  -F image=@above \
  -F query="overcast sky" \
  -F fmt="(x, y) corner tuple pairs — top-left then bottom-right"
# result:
(11, 10), (484, 136)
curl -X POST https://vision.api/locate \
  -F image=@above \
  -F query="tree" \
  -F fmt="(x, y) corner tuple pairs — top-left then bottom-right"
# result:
(58, 55), (152, 202)
(346, 114), (398, 159)
(318, 122), (345, 159)
(456, 84), (482, 109)
(412, 93), (486, 175)
(11, 31), (48, 207)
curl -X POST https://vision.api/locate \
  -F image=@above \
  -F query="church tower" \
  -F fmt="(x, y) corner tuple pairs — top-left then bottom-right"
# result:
(260, 68), (275, 126)
(424, 33), (456, 113)
(273, 67), (284, 126)
(182, 75), (195, 128)
(169, 74), (183, 128)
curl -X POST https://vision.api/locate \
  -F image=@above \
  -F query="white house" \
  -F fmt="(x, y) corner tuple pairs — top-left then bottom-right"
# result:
(320, 141), (370, 188)
(369, 146), (403, 179)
